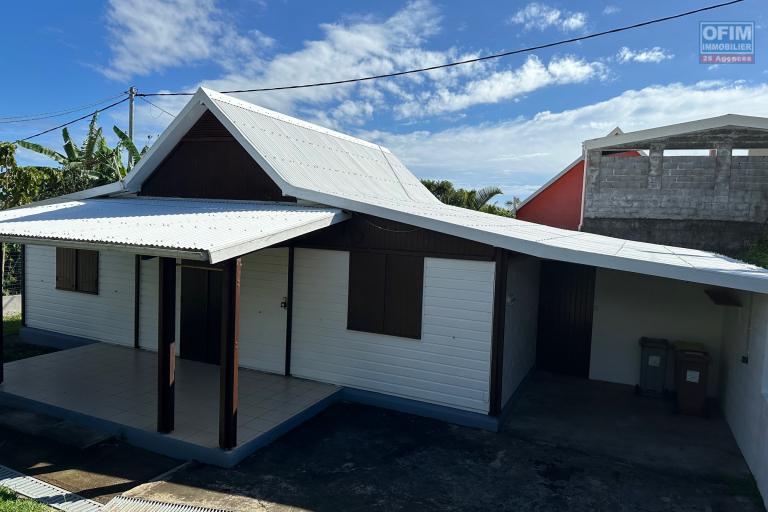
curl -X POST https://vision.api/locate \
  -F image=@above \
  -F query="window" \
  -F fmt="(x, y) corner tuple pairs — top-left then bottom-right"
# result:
(56, 248), (98, 294)
(347, 251), (424, 339)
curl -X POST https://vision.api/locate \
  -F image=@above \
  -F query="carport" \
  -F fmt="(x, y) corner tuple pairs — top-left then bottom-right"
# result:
(502, 254), (767, 498)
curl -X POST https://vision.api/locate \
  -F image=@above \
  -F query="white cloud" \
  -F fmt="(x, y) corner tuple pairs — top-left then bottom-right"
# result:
(176, 0), (457, 120)
(99, 0), (614, 128)
(396, 55), (607, 117)
(616, 47), (673, 64)
(363, 81), (768, 198)
(509, 3), (587, 32)
(602, 5), (620, 15)
(101, 0), (270, 80)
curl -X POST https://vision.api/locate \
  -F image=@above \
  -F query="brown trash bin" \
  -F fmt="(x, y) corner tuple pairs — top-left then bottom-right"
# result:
(673, 342), (711, 416)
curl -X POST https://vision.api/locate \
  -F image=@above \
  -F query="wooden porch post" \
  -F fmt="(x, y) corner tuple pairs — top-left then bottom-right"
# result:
(219, 257), (241, 450)
(157, 257), (176, 433)
(488, 248), (508, 417)
(284, 246), (294, 376)
(0, 242), (4, 384)
(134, 255), (141, 349)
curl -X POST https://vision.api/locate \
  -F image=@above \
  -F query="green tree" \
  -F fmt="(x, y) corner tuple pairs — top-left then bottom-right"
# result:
(421, 179), (513, 217)
(14, 112), (148, 198)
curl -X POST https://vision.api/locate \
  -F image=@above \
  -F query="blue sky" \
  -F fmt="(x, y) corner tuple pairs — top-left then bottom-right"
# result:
(1, 0), (766, 204)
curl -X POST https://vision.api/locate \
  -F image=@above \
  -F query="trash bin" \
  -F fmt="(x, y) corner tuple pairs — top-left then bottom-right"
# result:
(673, 342), (711, 416)
(638, 337), (669, 396)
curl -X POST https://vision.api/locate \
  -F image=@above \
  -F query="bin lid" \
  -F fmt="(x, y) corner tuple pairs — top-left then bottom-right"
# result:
(673, 341), (708, 353)
(639, 337), (669, 348)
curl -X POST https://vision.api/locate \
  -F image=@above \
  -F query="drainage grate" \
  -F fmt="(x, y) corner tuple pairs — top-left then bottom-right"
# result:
(104, 496), (232, 512)
(0, 464), (102, 512)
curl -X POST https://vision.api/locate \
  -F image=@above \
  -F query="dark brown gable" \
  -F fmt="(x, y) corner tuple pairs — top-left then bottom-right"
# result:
(140, 111), (295, 202)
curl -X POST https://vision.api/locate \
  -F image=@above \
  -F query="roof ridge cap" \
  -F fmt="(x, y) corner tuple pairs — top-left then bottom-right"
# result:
(201, 88), (391, 153)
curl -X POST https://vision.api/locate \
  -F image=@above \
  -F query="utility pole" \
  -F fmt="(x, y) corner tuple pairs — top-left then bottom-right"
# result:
(128, 86), (137, 141)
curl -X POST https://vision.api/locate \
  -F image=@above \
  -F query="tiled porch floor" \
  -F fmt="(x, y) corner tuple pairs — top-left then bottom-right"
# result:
(0, 343), (338, 449)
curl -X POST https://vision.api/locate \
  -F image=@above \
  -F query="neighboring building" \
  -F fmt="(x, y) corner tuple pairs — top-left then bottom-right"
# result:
(516, 156), (584, 230)
(582, 115), (768, 256)
(1, 89), (768, 500)
(517, 128), (637, 230)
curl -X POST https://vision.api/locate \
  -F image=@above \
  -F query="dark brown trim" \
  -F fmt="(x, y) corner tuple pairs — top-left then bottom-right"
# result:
(134, 255), (141, 349)
(489, 248), (508, 417)
(176, 263), (224, 272)
(20, 244), (26, 328)
(284, 246), (294, 376)
(157, 257), (176, 433)
(292, 244), (494, 262)
(1, 242), (4, 384)
(219, 257), (241, 450)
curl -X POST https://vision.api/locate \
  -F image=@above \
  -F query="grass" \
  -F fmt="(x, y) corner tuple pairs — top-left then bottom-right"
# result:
(0, 487), (52, 511)
(2, 314), (58, 363)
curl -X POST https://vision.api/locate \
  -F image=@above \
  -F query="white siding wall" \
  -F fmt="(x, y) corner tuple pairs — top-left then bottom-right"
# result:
(501, 255), (540, 406)
(138, 256), (159, 350)
(721, 292), (768, 501)
(239, 248), (288, 374)
(137, 257), (180, 353)
(25, 245), (135, 345)
(138, 251), (287, 367)
(291, 248), (494, 413)
(590, 268), (724, 396)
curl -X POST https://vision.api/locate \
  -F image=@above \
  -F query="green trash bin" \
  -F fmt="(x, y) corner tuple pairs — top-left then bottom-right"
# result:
(638, 337), (669, 396)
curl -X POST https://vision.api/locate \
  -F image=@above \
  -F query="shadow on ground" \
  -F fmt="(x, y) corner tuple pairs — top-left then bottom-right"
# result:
(127, 383), (765, 512)
(0, 409), (180, 504)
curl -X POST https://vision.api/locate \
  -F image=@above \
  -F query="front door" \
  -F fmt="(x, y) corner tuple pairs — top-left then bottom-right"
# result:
(180, 262), (222, 365)
(536, 261), (595, 378)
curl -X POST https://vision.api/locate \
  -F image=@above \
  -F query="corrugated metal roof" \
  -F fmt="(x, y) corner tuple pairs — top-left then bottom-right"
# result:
(0, 197), (347, 263)
(83, 89), (768, 293)
(289, 191), (768, 294)
(584, 114), (768, 150)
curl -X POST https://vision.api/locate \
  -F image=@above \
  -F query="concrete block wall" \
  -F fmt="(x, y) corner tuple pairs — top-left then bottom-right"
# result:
(585, 151), (768, 223)
(583, 137), (768, 254)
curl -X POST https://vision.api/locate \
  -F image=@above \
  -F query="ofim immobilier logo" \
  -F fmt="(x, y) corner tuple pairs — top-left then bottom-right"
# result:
(700, 22), (754, 64)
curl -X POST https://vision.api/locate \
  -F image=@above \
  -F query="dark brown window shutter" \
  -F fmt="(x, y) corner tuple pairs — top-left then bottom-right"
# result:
(76, 250), (99, 294)
(384, 254), (424, 339)
(55, 248), (77, 291)
(347, 251), (386, 334)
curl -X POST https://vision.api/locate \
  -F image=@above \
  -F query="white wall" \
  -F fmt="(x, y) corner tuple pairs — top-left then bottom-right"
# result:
(25, 245), (135, 345)
(136, 257), (181, 353)
(291, 248), (495, 413)
(590, 268), (724, 396)
(501, 255), (540, 406)
(138, 251), (288, 369)
(721, 292), (768, 501)
(239, 248), (288, 374)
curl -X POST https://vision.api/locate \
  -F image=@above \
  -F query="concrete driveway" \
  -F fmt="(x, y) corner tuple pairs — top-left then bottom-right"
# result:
(126, 374), (764, 512)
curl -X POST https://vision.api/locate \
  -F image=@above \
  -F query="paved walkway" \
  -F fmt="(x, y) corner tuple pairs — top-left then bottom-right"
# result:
(0, 405), (180, 505)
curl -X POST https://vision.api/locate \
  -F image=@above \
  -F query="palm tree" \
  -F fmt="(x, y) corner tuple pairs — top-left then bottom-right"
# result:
(421, 179), (505, 212)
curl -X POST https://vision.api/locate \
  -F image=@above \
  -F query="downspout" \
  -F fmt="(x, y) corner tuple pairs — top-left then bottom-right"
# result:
(578, 143), (588, 231)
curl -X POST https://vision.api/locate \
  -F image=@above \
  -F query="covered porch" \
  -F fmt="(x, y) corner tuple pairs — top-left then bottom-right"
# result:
(0, 342), (339, 465)
(0, 196), (349, 464)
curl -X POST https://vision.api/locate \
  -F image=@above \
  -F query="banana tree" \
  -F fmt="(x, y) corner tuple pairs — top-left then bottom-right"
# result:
(16, 112), (146, 193)
(113, 126), (149, 171)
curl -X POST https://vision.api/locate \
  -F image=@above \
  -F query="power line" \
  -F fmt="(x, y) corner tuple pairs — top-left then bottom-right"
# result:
(138, 0), (743, 97)
(138, 96), (176, 118)
(17, 97), (130, 142)
(0, 93), (127, 124)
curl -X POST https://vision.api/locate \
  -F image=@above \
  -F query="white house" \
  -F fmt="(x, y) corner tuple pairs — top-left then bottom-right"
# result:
(1, 89), (768, 500)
